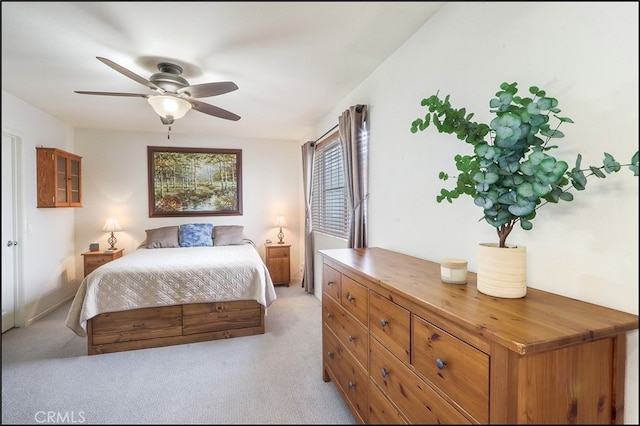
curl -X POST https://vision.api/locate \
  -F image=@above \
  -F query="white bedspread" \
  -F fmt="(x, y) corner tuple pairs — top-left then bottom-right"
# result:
(66, 245), (277, 337)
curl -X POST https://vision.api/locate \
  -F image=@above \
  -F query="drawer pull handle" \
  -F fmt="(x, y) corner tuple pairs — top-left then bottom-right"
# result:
(327, 280), (334, 286)
(436, 358), (447, 370)
(327, 312), (333, 319)
(380, 319), (388, 327)
(348, 381), (356, 389)
(348, 335), (355, 342)
(380, 368), (389, 378)
(327, 351), (334, 358)
(347, 294), (354, 302)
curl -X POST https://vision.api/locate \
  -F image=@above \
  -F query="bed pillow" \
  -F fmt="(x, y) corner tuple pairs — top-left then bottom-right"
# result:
(213, 225), (245, 246)
(179, 223), (214, 247)
(145, 226), (180, 249)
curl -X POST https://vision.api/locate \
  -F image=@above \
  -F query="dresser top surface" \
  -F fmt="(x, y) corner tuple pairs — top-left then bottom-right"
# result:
(320, 247), (638, 354)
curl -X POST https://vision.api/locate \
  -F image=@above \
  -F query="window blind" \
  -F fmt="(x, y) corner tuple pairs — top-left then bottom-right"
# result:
(311, 135), (348, 239)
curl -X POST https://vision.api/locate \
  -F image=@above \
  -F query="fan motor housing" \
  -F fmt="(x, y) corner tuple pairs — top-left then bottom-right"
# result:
(150, 63), (189, 92)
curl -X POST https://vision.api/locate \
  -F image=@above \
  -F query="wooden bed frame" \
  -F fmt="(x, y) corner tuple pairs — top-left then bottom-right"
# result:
(86, 299), (264, 355)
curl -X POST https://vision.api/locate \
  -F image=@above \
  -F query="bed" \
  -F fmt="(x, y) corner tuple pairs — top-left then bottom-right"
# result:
(66, 225), (277, 355)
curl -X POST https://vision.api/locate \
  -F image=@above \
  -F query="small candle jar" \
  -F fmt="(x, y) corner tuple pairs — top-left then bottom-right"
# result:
(440, 258), (468, 284)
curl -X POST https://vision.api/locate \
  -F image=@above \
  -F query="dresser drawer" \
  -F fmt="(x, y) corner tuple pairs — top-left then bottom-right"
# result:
(323, 325), (368, 423)
(368, 378), (407, 424)
(370, 337), (472, 424)
(267, 246), (289, 258)
(341, 275), (368, 325)
(412, 314), (489, 423)
(90, 305), (182, 344)
(322, 264), (342, 301)
(85, 254), (113, 269)
(369, 290), (410, 363)
(322, 295), (368, 368)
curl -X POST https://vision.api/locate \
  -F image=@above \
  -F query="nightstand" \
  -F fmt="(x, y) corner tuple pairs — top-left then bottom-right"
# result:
(82, 248), (124, 277)
(264, 243), (291, 286)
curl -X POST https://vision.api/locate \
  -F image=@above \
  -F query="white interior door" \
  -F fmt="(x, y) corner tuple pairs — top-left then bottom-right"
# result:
(2, 133), (17, 332)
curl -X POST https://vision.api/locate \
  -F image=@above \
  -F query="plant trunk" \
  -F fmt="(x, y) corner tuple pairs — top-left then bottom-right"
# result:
(496, 220), (515, 248)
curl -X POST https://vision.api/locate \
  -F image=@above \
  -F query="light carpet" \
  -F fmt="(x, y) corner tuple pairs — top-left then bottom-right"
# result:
(1, 285), (356, 425)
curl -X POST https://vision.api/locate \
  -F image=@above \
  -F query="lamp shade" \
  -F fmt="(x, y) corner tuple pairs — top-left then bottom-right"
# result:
(274, 216), (288, 228)
(102, 216), (121, 232)
(147, 95), (192, 120)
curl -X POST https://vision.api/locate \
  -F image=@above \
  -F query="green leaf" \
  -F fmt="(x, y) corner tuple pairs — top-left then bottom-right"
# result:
(473, 171), (500, 184)
(590, 166), (606, 178)
(540, 128), (565, 138)
(509, 201), (536, 217)
(630, 151), (639, 175)
(571, 170), (587, 190)
(559, 191), (574, 201)
(517, 182), (534, 198)
(602, 153), (621, 173)
(520, 218), (533, 230)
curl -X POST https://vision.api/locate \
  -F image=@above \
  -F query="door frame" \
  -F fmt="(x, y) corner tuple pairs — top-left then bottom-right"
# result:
(2, 130), (25, 329)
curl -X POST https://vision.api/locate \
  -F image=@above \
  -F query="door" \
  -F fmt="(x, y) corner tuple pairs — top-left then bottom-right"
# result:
(2, 132), (19, 332)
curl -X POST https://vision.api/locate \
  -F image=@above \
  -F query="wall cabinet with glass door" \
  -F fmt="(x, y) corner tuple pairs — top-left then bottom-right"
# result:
(36, 147), (82, 208)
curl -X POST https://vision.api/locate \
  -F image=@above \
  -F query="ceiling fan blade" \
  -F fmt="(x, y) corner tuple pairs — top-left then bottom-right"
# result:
(96, 56), (163, 92)
(74, 91), (148, 98)
(178, 81), (238, 98)
(190, 99), (241, 121)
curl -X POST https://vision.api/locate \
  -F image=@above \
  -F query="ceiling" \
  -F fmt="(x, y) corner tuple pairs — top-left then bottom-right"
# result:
(1, 2), (446, 141)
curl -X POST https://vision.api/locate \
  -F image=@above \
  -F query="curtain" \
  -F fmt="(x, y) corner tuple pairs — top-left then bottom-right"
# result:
(338, 105), (369, 248)
(301, 141), (315, 293)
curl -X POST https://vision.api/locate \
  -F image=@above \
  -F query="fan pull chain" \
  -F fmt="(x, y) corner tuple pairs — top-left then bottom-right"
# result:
(167, 126), (172, 139)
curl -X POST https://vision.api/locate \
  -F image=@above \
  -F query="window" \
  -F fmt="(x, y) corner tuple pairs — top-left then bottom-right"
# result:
(311, 132), (348, 239)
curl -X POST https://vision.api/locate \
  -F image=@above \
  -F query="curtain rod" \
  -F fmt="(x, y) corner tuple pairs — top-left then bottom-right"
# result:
(313, 124), (338, 144)
(312, 105), (364, 144)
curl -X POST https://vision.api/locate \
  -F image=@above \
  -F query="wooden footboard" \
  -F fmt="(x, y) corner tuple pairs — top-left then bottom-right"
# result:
(86, 300), (264, 355)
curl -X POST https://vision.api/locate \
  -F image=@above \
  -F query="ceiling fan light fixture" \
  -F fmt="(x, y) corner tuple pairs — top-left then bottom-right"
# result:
(148, 95), (192, 120)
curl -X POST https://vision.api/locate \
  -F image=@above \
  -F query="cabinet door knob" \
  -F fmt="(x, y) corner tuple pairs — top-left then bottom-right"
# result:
(326, 312), (333, 319)
(347, 294), (354, 302)
(380, 368), (389, 378)
(347, 335), (355, 342)
(348, 381), (356, 389)
(380, 319), (388, 327)
(327, 351), (334, 358)
(436, 358), (447, 370)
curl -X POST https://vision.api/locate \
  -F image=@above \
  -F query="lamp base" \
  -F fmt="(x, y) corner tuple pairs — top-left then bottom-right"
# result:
(107, 232), (117, 252)
(277, 229), (284, 244)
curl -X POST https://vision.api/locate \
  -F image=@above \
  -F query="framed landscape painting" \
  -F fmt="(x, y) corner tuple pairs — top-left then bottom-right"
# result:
(147, 146), (243, 217)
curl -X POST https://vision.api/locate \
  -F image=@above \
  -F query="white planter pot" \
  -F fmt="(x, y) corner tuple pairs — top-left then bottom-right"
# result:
(477, 243), (527, 298)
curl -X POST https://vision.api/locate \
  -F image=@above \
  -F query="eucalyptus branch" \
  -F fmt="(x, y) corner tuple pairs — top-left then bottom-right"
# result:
(411, 81), (639, 248)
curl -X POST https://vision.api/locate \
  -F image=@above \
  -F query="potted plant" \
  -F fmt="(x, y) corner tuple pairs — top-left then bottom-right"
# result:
(410, 82), (638, 298)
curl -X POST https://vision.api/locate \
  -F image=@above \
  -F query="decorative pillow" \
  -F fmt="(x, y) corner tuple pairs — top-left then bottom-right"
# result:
(213, 225), (245, 246)
(145, 226), (180, 249)
(179, 223), (214, 247)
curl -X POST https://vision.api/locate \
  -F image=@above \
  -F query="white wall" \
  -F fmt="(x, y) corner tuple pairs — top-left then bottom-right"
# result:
(311, 2), (638, 423)
(2, 91), (78, 324)
(73, 128), (303, 282)
(1, 92), (304, 326)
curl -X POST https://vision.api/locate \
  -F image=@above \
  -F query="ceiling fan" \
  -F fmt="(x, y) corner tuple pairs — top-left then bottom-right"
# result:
(75, 57), (240, 125)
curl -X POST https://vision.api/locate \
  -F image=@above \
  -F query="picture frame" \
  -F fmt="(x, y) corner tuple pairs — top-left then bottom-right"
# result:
(147, 146), (243, 217)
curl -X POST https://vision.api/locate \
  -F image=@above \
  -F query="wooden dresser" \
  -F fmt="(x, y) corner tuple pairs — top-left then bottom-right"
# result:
(320, 247), (638, 424)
